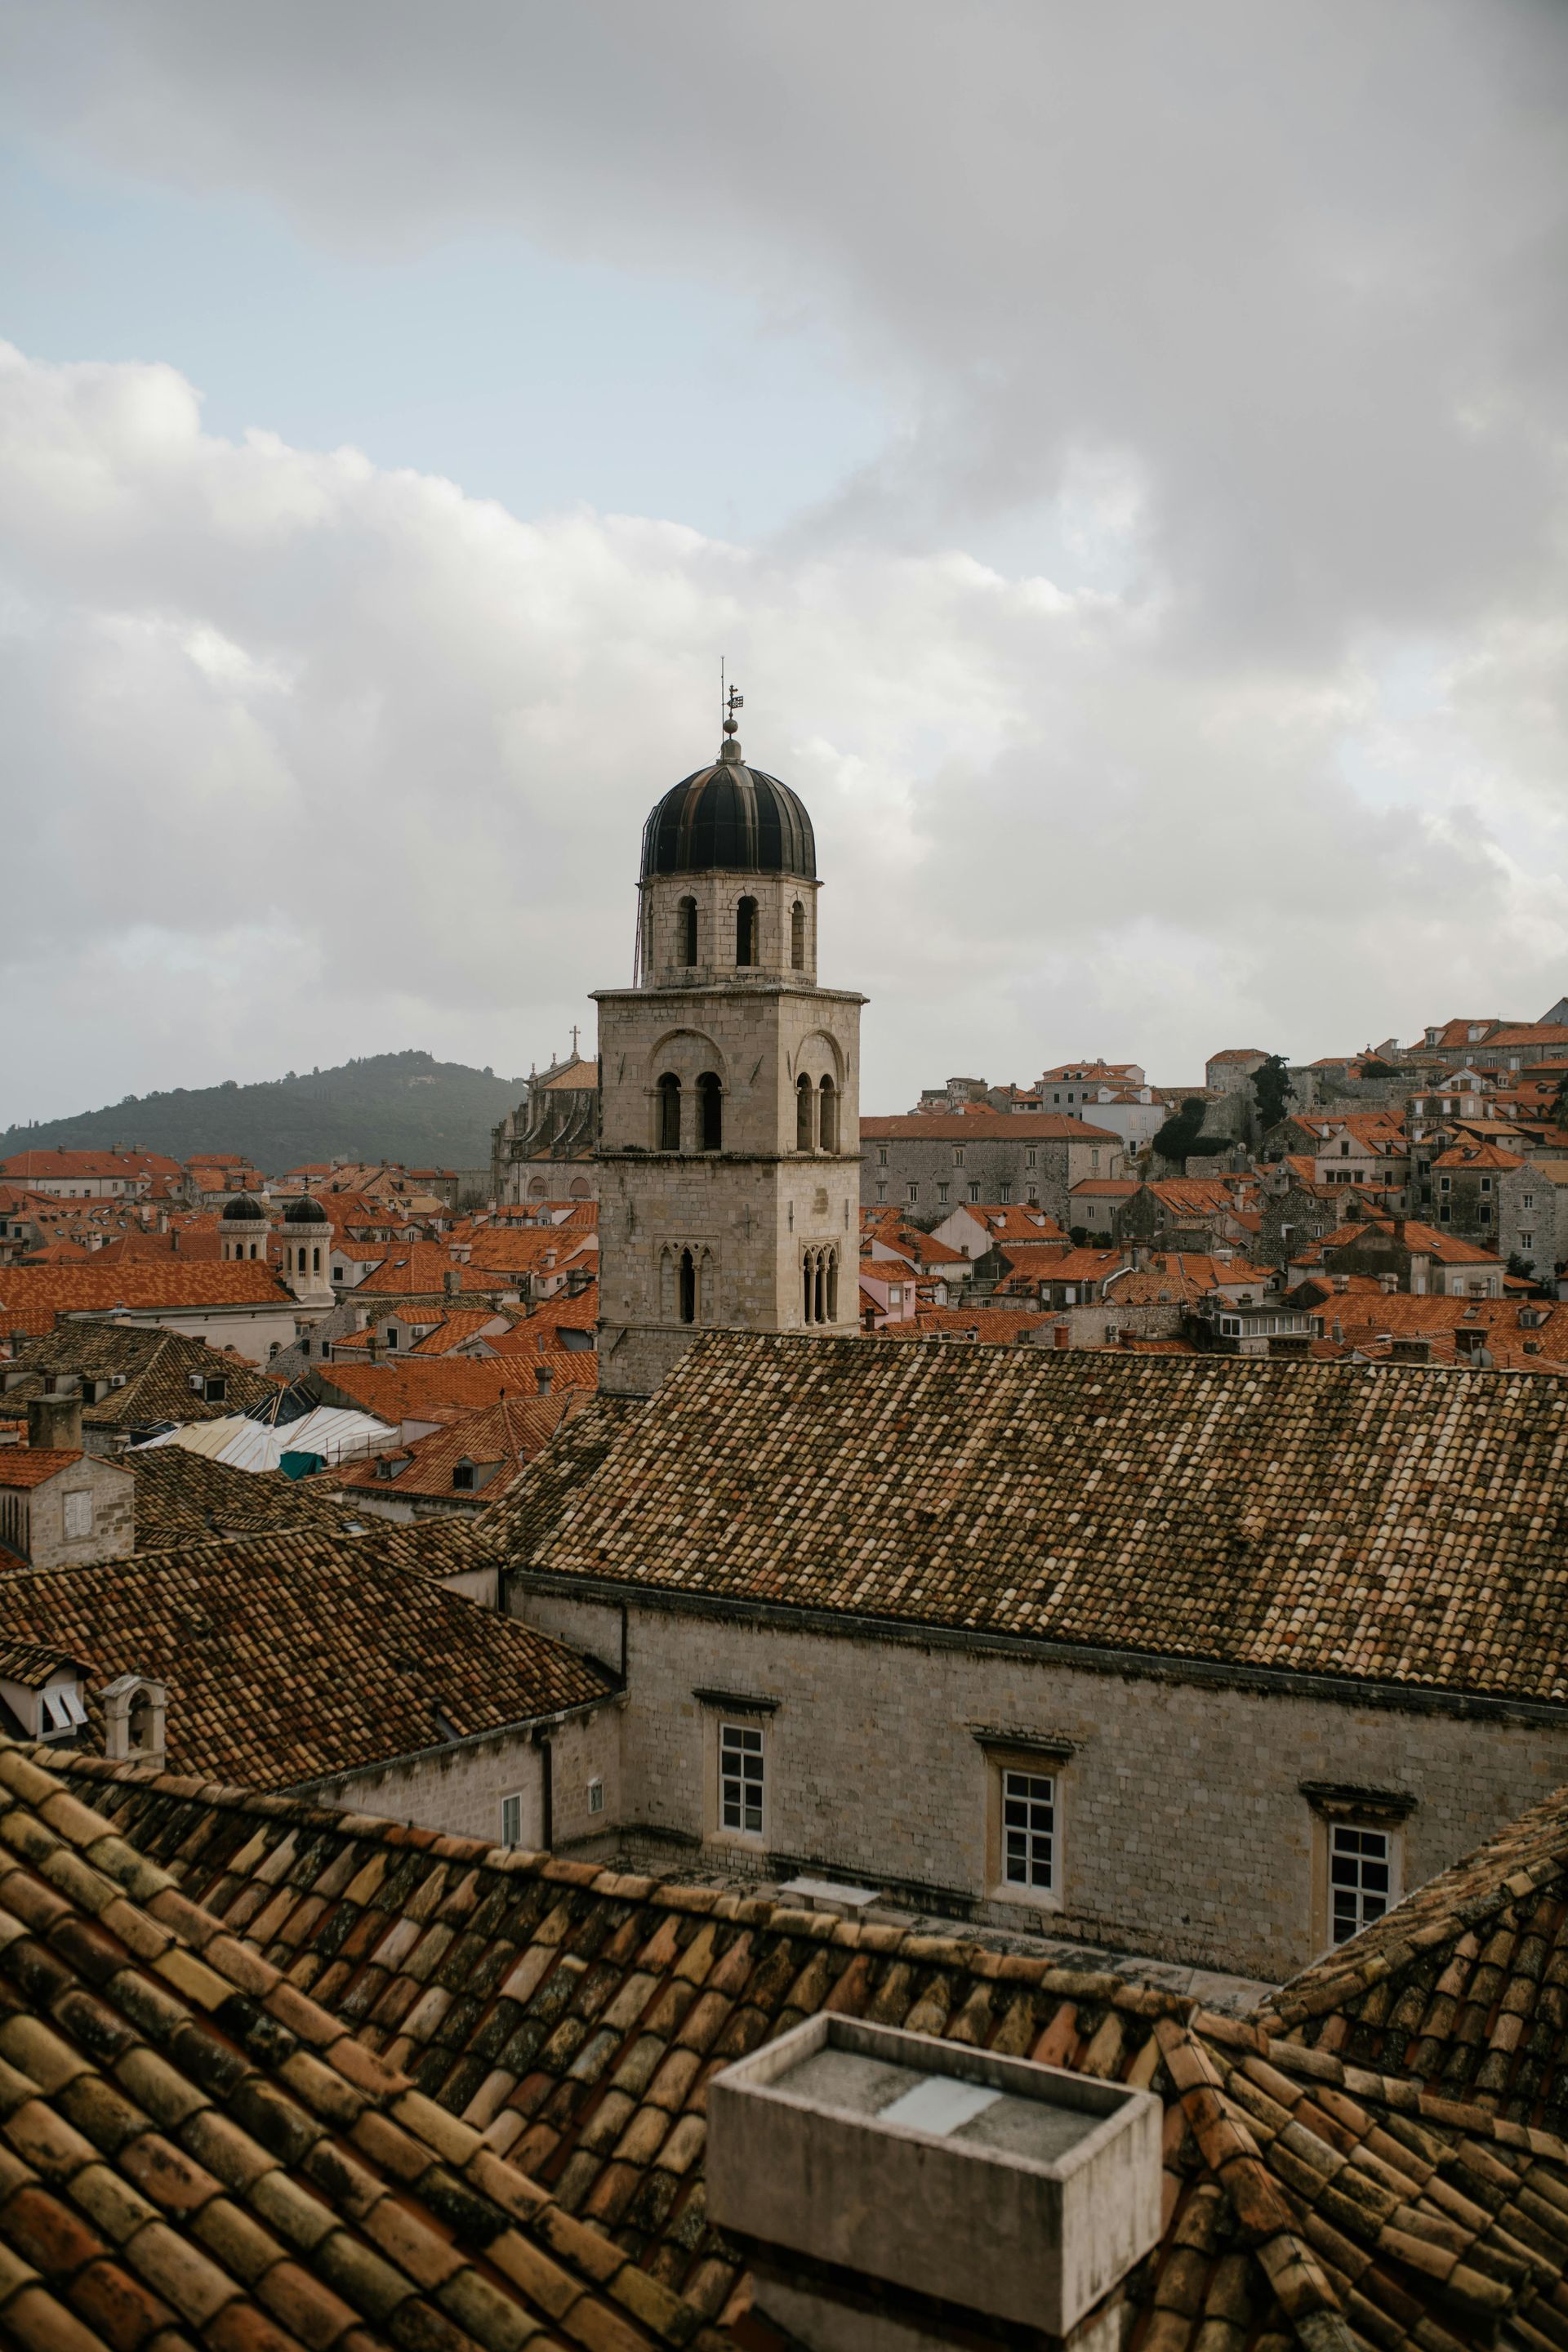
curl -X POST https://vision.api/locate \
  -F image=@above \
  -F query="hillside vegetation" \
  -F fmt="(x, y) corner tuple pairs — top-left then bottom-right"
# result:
(0, 1052), (526, 1174)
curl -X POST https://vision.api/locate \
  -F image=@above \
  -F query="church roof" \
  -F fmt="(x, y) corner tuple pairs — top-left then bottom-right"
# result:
(528, 1330), (1568, 1707)
(639, 732), (815, 881)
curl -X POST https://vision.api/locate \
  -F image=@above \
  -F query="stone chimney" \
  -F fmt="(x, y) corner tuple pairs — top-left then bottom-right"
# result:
(708, 2016), (1162, 2351)
(537, 1361), (553, 1396)
(29, 1381), (82, 1452)
(443, 1268), (461, 1297)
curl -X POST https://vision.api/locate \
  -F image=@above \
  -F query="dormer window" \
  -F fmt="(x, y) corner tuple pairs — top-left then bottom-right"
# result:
(452, 1459), (476, 1490)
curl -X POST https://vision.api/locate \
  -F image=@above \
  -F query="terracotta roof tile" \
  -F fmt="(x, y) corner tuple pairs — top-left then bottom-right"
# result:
(45, 1753), (1568, 2351)
(0, 1527), (612, 1784)
(528, 1329), (1568, 1706)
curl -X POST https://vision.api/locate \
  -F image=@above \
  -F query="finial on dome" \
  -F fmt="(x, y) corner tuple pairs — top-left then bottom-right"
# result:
(719, 674), (744, 764)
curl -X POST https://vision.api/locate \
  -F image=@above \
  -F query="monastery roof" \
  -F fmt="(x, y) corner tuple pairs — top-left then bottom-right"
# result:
(530, 1330), (1568, 1706)
(862, 1111), (1120, 1141)
(0, 1524), (610, 1784)
(469, 1394), (648, 1566)
(42, 1752), (1568, 2350)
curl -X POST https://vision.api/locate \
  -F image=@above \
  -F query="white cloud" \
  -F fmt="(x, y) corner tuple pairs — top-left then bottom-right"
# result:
(2, 337), (1566, 1126)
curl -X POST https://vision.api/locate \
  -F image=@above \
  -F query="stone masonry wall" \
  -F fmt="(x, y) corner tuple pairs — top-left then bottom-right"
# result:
(510, 1580), (1568, 1984)
(862, 1133), (1121, 1227)
(297, 1703), (621, 1847)
(29, 1459), (135, 1569)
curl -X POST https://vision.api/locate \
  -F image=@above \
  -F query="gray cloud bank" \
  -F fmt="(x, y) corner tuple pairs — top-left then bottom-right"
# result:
(0, 2), (1565, 1117)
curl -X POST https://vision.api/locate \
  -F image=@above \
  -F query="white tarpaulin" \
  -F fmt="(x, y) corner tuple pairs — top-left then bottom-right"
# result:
(134, 1405), (394, 1473)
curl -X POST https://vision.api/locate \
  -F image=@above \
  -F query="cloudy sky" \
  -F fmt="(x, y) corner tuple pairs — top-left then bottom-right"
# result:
(2, 1), (1566, 1123)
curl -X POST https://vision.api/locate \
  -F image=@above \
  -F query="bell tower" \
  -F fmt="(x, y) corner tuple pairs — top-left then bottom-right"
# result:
(595, 702), (865, 1395)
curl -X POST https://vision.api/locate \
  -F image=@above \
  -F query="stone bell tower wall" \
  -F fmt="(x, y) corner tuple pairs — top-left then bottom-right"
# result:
(595, 978), (863, 1396)
(639, 871), (819, 989)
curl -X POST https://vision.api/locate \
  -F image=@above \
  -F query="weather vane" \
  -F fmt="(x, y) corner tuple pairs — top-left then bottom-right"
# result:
(719, 657), (743, 737)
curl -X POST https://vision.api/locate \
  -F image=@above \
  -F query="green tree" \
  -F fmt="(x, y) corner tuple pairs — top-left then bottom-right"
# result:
(1152, 1098), (1212, 1160)
(1250, 1054), (1295, 1131)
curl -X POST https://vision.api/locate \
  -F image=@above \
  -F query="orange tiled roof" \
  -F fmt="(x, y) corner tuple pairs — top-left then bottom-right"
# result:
(0, 1260), (293, 1336)
(862, 1111), (1120, 1141)
(326, 1352), (598, 1420)
(338, 1390), (595, 1499)
(0, 1447), (87, 1488)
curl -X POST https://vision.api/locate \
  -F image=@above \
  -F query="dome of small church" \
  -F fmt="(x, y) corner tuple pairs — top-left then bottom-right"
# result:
(220, 1195), (266, 1222)
(639, 722), (816, 883)
(283, 1194), (330, 1225)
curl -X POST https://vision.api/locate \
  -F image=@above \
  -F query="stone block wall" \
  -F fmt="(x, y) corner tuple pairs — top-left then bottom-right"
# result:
(26, 1459), (135, 1569)
(510, 1579), (1568, 1983)
(297, 1702), (621, 1847)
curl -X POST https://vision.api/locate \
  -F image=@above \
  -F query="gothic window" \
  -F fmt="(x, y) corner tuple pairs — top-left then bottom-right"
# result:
(657, 1072), (682, 1152)
(678, 895), (698, 966)
(679, 1246), (697, 1325)
(698, 1071), (723, 1151)
(737, 895), (759, 966)
(791, 900), (805, 969)
(796, 1075), (814, 1151)
(801, 1245), (840, 1325)
(818, 1076), (838, 1153)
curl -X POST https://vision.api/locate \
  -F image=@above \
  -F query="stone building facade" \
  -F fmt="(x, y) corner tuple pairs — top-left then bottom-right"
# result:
(595, 716), (864, 1396)
(491, 1052), (600, 1205)
(510, 1576), (1568, 1983)
(1499, 1156), (1568, 1282)
(861, 1113), (1122, 1227)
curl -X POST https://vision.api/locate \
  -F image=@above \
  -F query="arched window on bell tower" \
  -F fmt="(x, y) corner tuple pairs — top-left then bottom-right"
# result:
(818, 1076), (838, 1154)
(697, 1071), (723, 1151)
(795, 1075), (814, 1151)
(679, 1247), (697, 1324)
(657, 1072), (682, 1151)
(791, 900), (805, 969)
(736, 896), (758, 966)
(678, 896), (698, 966)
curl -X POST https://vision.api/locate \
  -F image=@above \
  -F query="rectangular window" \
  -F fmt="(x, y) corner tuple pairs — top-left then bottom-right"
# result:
(999, 1182), (1012, 1204)
(720, 1723), (764, 1837)
(875, 1182), (887, 1202)
(953, 1147), (965, 1168)
(63, 1491), (92, 1540)
(588, 1778), (604, 1815)
(1439, 1176), (1451, 1192)
(1026, 1150), (1036, 1169)
(1330, 1824), (1391, 1943)
(968, 1183), (981, 1203)
(877, 1147), (888, 1167)
(1523, 1193), (1535, 1210)
(1026, 1186), (1039, 1205)
(1481, 1176), (1492, 1194)
(500, 1793), (524, 1847)
(937, 1183), (949, 1205)
(1002, 1770), (1054, 1891)
(1521, 1231), (1534, 1250)
(906, 1183), (919, 1205)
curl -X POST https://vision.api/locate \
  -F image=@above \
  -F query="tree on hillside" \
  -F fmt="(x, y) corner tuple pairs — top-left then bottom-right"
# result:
(1250, 1054), (1295, 1130)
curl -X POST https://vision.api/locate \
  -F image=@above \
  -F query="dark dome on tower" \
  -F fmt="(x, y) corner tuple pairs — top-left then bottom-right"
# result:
(639, 725), (815, 882)
(284, 1194), (330, 1225)
(220, 1196), (265, 1222)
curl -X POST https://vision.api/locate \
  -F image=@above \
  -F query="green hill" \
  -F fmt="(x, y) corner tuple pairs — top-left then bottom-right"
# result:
(0, 1052), (527, 1175)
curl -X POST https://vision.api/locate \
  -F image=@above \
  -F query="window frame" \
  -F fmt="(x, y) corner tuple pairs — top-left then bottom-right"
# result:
(1303, 1784), (1410, 1954)
(980, 1736), (1070, 1912)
